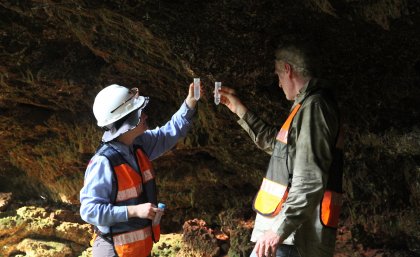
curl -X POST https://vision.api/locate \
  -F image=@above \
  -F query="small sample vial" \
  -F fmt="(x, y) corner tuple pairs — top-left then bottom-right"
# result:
(153, 202), (166, 225)
(193, 78), (200, 100)
(214, 82), (221, 105)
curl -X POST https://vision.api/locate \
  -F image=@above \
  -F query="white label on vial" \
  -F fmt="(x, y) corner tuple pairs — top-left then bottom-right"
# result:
(214, 82), (221, 105)
(193, 78), (200, 100)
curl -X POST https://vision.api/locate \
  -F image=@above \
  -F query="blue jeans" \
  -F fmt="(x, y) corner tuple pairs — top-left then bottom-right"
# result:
(250, 244), (301, 257)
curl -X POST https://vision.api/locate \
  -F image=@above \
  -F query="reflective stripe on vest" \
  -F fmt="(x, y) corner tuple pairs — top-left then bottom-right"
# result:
(135, 149), (155, 183)
(260, 178), (288, 198)
(114, 164), (142, 202)
(114, 227), (153, 257)
(113, 227), (152, 246)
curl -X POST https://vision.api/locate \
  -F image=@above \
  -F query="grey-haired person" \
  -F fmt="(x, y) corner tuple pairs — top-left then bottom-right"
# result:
(219, 42), (344, 257)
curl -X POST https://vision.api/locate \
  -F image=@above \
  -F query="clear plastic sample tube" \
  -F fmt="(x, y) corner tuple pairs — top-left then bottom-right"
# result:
(193, 78), (200, 100)
(153, 202), (166, 225)
(214, 82), (221, 105)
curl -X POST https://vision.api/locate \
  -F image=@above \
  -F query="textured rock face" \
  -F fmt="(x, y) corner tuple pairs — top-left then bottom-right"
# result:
(0, 205), (92, 256)
(0, 193), (12, 211)
(17, 239), (73, 257)
(0, 0), (419, 256)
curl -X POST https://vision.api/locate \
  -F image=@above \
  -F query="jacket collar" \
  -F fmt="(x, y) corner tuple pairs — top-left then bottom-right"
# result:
(292, 78), (317, 107)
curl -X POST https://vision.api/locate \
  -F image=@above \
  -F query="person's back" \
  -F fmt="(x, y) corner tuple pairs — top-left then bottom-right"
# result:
(80, 83), (199, 257)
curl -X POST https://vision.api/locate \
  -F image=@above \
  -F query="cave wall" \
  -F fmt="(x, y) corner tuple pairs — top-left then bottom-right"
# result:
(0, 0), (419, 253)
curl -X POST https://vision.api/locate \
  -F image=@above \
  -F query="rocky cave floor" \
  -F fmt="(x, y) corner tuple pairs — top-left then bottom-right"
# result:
(0, 193), (417, 257)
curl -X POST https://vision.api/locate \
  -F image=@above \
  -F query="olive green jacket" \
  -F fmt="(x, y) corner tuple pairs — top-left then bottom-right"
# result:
(238, 79), (340, 257)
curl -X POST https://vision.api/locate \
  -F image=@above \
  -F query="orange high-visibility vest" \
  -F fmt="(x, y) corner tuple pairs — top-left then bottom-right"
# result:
(253, 98), (343, 229)
(97, 144), (161, 257)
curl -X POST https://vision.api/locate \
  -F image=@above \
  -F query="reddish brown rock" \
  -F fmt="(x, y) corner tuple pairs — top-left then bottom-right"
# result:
(0, 192), (12, 212)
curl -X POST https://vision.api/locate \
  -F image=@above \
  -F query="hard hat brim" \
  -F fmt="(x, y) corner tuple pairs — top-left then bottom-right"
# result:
(96, 92), (147, 127)
(101, 97), (149, 142)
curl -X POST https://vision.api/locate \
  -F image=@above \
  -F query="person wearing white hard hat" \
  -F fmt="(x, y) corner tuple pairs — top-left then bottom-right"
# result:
(80, 82), (200, 257)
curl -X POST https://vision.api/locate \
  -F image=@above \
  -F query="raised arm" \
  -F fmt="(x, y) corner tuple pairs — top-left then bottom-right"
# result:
(135, 83), (198, 160)
(219, 86), (278, 154)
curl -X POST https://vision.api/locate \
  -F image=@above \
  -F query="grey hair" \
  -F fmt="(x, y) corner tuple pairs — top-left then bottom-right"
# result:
(275, 44), (314, 79)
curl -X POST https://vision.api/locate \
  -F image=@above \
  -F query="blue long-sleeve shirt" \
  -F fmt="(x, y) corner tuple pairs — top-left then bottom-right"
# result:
(79, 101), (195, 233)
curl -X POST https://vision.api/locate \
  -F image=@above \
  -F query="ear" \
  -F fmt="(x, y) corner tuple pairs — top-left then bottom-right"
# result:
(284, 63), (292, 77)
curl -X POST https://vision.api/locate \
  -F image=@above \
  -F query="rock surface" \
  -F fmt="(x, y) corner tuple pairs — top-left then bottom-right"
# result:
(0, 205), (92, 256)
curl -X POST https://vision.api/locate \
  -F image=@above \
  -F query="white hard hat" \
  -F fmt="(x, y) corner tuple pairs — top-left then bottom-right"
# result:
(93, 84), (149, 142)
(93, 84), (147, 127)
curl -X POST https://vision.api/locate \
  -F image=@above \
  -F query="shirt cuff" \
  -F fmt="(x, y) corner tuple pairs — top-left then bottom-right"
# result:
(113, 206), (129, 223)
(237, 109), (249, 121)
(237, 111), (256, 131)
(272, 217), (298, 239)
(181, 100), (196, 120)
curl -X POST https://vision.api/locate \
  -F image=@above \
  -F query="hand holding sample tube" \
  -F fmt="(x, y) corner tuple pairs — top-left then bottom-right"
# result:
(186, 80), (201, 109)
(219, 86), (248, 119)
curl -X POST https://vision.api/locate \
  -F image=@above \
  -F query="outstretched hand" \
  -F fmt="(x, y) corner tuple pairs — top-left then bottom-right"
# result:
(219, 86), (247, 118)
(186, 82), (202, 109)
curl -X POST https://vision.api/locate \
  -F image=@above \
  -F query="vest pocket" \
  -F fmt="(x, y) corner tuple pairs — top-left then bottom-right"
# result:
(320, 190), (342, 228)
(253, 178), (289, 216)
